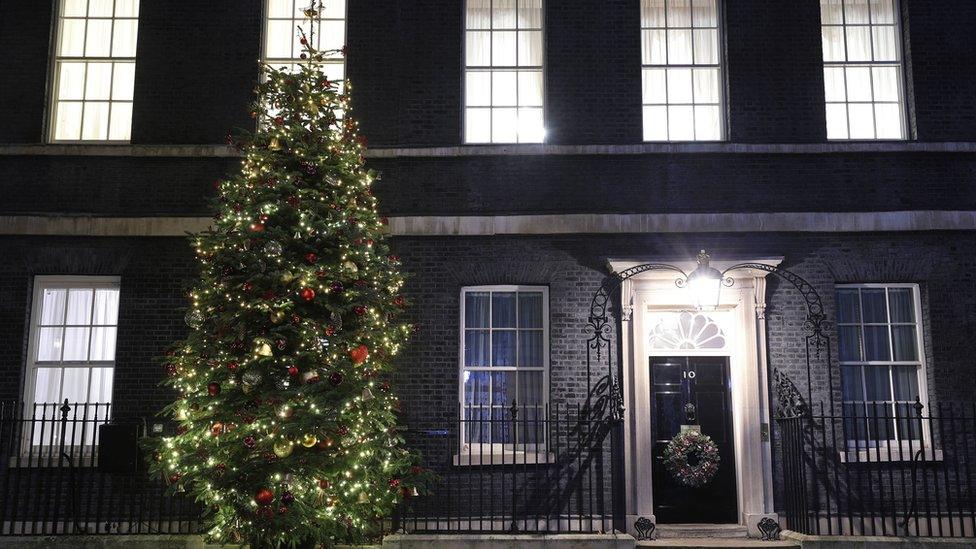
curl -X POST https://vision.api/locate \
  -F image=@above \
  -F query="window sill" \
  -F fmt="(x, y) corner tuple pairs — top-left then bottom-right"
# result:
(453, 452), (555, 467)
(838, 448), (943, 463)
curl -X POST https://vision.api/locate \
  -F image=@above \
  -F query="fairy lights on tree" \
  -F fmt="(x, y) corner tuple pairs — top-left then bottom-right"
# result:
(149, 4), (423, 545)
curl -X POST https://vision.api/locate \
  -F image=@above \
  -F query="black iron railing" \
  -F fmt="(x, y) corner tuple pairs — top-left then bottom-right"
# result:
(399, 401), (624, 534)
(779, 400), (976, 538)
(0, 400), (199, 535)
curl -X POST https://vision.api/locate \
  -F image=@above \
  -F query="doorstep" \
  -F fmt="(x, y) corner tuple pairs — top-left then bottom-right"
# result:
(638, 540), (799, 548)
(382, 532), (636, 549)
(782, 530), (976, 549)
(0, 535), (205, 549)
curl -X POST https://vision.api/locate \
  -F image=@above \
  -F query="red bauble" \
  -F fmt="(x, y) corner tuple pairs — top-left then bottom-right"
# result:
(249, 222), (265, 233)
(255, 488), (275, 506)
(168, 473), (181, 484)
(300, 287), (316, 302)
(227, 361), (239, 372)
(273, 116), (284, 126)
(325, 325), (336, 336)
(288, 365), (299, 377)
(165, 363), (178, 376)
(394, 295), (405, 306)
(305, 252), (318, 264)
(318, 478), (331, 489)
(389, 478), (401, 488)
(207, 382), (220, 396)
(243, 281), (253, 292)
(300, 37), (308, 45)
(286, 195), (300, 207)
(354, 305), (367, 316)
(349, 344), (369, 364)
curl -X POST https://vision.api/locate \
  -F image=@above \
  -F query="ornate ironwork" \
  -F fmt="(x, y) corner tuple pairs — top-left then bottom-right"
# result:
(772, 368), (808, 419)
(757, 517), (781, 541)
(634, 516), (655, 540)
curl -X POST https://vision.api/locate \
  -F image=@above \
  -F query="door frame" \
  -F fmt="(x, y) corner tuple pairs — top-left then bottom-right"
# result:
(610, 256), (782, 535)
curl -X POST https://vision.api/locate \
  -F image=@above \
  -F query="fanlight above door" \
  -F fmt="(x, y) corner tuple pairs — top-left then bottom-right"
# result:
(648, 311), (727, 351)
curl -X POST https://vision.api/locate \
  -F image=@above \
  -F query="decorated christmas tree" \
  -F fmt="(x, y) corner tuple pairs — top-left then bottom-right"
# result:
(150, 16), (419, 547)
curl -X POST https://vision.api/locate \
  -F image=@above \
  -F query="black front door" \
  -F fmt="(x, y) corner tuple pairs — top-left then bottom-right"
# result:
(649, 356), (737, 523)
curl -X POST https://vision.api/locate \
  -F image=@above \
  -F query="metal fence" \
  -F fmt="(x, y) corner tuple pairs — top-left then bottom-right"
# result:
(399, 401), (624, 534)
(0, 400), (199, 535)
(779, 400), (976, 538)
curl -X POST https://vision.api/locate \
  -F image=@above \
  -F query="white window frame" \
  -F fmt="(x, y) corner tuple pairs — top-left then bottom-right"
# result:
(836, 283), (932, 454)
(262, 0), (347, 78)
(458, 285), (549, 461)
(48, 0), (139, 143)
(820, 0), (909, 141)
(462, 0), (546, 144)
(640, 0), (726, 142)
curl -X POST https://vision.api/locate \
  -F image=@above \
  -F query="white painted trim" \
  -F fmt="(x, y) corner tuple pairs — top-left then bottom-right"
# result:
(5, 142), (976, 157)
(1, 211), (975, 237)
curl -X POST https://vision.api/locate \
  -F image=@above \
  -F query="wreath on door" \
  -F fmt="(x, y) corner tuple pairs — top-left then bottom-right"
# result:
(661, 430), (721, 487)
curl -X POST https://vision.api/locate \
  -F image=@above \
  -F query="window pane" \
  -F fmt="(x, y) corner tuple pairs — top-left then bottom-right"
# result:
(465, 292), (490, 327)
(465, 108), (491, 143)
(55, 102), (84, 140)
(491, 371), (515, 406)
(860, 289), (887, 322)
(693, 68), (718, 102)
(887, 288), (914, 322)
(825, 103), (848, 139)
(872, 25), (898, 61)
(492, 292), (517, 327)
(517, 30), (542, 66)
(90, 327), (117, 361)
(492, 331), (516, 366)
(891, 325), (917, 361)
(492, 0), (517, 29)
(667, 0), (691, 26)
(63, 327), (91, 361)
(320, 20), (345, 52)
(268, 0), (291, 17)
(870, 0), (895, 24)
(40, 289), (68, 325)
(643, 29), (667, 64)
(466, 0), (491, 29)
(266, 20), (293, 59)
(34, 368), (63, 405)
(322, 0), (344, 19)
(842, 365), (864, 401)
(90, 367), (114, 402)
(466, 31), (491, 66)
(874, 103), (902, 139)
(642, 0), (666, 27)
(846, 0), (870, 23)
(692, 29), (717, 64)
(82, 101), (110, 140)
(838, 326), (862, 361)
(492, 70), (517, 106)
(66, 289), (93, 324)
(668, 105), (694, 140)
(111, 18), (138, 57)
(37, 328), (65, 362)
(644, 105), (668, 140)
(667, 29), (693, 64)
(492, 107), (518, 142)
(466, 72), (491, 106)
(85, 62), (112, 100)
(694, 105), (720, 140)
(821, 26), (845, 62)
(871, 66), (899, 101)
(845, 66), (872, 102)
(64, 0), (88, 17)
(848, 103), (875, 138)
(92, 288), (119, 325)
(108, 102), (132, 140)
(463, 370), (491, 406)
(836, 289), (860, 323)
(519, 330), (543, 366)
(666, 67), (692, 103)
(111, 62), (135, 100)
(518, 370), (544, 405)
(516, 107), (544, 142)
(845, 26), (872, 61)
(823, 66), (846, 102)
(465, 330), (490, 366)
(85, 19), (112, 57)
(692, 0), (716, 26)
(518, 71), (543, 106)
(892, 365), (918, 401)
(492, 31), (517, 65)
(518, 0), (542, 28)
(863, 365), (891, 401)
(820, 0), (843, 24)
(518, 292), (543, 328)
(57, 62), (87, 100)
(863, 326), (890, 361)
(61, 368), (91, 403)
(88, 0), (113, 17)
(643, 68), (667, 103)
(60, 19), (87, 56)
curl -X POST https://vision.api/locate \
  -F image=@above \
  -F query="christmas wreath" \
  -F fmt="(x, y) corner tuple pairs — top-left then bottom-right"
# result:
(661, 430), (721, 487)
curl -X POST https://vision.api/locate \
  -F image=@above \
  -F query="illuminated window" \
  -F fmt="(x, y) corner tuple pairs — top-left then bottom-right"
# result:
(821, 0), (907, 140)
(640, 0), (724, 141)
(464, 0), (545, 144)
(50, 0), (139, 142)
(264, 0), (346, 84)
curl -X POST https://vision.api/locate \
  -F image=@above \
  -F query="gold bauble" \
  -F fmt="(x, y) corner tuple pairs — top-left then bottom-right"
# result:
(357, 491), (369, 504)
(273, 440), (294, 458)
(343, 260), (358, 273)
(255, 339), (273, 357)
(280, 270), (296, 284)
(278, 404), (294, 419)
(268, 137), (281, 151)
(301, 433), (318, 448)
(270, 310), (286, 324)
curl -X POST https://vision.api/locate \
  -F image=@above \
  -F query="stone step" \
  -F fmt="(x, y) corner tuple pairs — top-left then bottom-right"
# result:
(638, 539), (799, 548)
(654, 524), (749, 539)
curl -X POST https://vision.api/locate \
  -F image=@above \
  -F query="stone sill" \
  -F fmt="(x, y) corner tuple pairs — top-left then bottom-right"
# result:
(4, 141), (976, 158)
(838, 448), (943, 463)
(452, 452), (555, 466)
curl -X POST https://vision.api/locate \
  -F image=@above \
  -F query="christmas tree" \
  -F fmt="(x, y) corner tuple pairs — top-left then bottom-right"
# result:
(150, 16), (418, 547)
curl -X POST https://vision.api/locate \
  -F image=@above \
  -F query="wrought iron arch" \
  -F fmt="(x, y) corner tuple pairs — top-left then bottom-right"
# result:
(583, 259), (831, 422)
